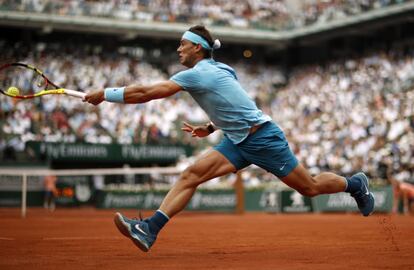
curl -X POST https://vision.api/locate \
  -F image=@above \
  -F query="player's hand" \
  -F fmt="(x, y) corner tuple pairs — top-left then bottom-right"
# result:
(181, 122), (211, 138)
(84, 90), (104, 105)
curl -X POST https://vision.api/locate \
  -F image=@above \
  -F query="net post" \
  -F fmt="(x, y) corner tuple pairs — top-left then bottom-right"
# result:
(235, 171), (245, 214)
(21, 173), (27, 218)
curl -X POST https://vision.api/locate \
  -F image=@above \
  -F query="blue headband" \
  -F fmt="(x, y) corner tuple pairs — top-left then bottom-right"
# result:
(182, 31), (212, 50)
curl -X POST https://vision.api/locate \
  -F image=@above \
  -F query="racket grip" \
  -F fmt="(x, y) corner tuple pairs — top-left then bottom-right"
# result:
(64, 89), (86, 99)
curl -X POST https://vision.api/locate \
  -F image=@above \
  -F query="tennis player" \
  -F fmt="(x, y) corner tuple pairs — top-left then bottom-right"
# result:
(85, 25), (375, 252)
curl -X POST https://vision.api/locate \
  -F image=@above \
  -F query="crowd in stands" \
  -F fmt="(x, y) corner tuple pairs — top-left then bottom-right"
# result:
(1, 0), (411, 30)
(1, 38), (414, 185)
(272, 50), (414, 183)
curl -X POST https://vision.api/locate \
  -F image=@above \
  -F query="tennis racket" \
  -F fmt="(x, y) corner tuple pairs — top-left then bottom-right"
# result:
(0, 62), (86, 100)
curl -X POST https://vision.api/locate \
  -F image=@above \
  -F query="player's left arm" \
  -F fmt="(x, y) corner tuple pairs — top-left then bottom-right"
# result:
(85, 80), (182, 105)
(181, 122), (217, 138)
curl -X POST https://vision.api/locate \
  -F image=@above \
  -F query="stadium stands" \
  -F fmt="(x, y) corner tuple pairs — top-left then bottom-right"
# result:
(1, 0), (414, 186)
(1, 38), (413, 183)
(0, 0), (411, 30)
(272, 50), (414, 181)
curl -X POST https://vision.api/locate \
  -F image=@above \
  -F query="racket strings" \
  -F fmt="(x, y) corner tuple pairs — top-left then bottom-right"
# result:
(0, 65), (51, 96)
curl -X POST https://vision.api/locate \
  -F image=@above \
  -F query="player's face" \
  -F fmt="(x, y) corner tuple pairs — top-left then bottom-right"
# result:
(177, 39), (198, 67)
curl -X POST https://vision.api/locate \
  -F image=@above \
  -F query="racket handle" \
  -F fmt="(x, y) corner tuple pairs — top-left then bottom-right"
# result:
(64, 89), (86, 99)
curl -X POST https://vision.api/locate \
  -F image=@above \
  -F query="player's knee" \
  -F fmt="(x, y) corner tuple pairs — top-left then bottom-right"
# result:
(179, 167), (200, 187)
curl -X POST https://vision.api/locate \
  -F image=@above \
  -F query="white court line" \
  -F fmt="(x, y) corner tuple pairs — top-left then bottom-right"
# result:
(43, 236), (122, 241)
(0, 237), (14, 241)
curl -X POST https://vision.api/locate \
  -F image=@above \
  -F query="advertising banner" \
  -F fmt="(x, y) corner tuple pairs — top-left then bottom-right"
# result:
(311, 186), (393, 213)
(97, 189), (236, 212)
(281, 190), (312, 213)
(26, 141), (193, 164)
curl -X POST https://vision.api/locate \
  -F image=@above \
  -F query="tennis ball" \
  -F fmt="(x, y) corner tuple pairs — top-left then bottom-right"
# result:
(7, 86), (20, 96)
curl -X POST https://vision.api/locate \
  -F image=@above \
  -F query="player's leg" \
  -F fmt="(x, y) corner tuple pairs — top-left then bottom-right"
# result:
(44, 191), (52, 210)
(402, 191), (409, 214)
(50, 194), (56, 212)
(43, 192), (48, 209)
(240, 121), (374, 216)
(114, 149), (241, 252)
(158, 150), (237, 218)
(237, 122), (347, 195)
(392, 186), (401, 214)
(408, 186), (414, 214)
(281, 164), (374, 216)
(280, 163), (346, 196)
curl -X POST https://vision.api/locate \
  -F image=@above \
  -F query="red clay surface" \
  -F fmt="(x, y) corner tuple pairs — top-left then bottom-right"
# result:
(0, 208), (413, 270)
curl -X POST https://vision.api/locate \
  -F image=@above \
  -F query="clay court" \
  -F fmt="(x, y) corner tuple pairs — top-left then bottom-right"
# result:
(0, 208), (413, 270)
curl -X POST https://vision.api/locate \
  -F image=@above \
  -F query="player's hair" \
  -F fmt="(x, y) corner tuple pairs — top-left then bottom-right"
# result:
(189, 25), (214, 58)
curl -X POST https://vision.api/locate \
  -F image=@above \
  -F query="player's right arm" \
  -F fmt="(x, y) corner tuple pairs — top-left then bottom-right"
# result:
(125, 81), (182, 103)
(85, 80), (182, 105)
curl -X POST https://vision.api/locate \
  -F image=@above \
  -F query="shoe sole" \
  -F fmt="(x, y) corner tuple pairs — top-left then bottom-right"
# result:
(113, 212), (150, 252)
(355, 173), (375, 217)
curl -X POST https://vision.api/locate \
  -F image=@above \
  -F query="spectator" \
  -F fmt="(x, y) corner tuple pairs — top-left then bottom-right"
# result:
(43, 175), (58, 211)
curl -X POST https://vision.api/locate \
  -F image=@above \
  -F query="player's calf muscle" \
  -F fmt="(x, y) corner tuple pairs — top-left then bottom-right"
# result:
(297, 186), (319, 197)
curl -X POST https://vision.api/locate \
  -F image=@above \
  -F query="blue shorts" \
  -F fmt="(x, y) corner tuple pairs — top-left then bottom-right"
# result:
(214, 121), (298, 178)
